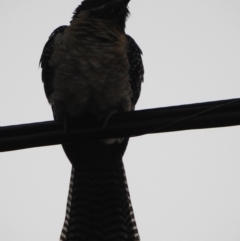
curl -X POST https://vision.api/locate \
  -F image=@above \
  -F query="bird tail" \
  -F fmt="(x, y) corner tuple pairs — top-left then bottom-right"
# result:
(59, 139), (140, 241)
(60, 167), (74, 241)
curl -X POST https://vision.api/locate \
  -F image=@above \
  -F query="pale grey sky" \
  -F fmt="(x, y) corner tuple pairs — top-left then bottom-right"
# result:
(0, 0), (240, 240)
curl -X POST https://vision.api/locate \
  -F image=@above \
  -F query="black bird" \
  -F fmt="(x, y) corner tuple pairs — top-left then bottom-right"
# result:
(40, 0), (144, 240)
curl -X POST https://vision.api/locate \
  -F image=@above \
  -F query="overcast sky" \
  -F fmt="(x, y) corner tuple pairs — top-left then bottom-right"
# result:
(0, 0), (240, 240)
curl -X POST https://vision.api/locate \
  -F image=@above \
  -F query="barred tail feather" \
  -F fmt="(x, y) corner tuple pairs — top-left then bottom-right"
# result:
(59, 157), (139, 241)
(60, 167), (75, 241)
(121, 164), (140, 240)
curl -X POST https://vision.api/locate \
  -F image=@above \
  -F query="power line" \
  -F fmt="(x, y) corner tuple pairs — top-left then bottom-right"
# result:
(1, 98), (239, 152)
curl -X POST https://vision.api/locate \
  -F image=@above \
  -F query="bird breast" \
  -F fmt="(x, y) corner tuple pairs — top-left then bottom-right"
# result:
(48, 12), (133, 119)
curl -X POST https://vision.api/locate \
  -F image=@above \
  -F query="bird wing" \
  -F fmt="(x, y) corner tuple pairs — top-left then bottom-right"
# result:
(126, 35), (144, 106)
(39, 26), (68, 99)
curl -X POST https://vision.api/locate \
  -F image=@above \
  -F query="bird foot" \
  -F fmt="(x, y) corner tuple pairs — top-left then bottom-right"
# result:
(63, 116), (74, 133)
(98, 109), (124, 144)
(98, 109), (118, 129)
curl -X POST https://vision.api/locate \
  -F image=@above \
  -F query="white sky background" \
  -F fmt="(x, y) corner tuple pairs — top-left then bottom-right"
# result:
(0, 0), (240, 240)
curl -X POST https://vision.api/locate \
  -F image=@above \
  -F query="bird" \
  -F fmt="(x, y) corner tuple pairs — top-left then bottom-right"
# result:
(39, 0), (144, 240)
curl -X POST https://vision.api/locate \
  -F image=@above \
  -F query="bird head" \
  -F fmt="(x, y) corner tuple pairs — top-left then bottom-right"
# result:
(72, 0), (130, 30)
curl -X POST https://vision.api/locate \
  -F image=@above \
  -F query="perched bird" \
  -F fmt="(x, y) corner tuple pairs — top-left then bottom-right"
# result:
(40, 0), (144, 240)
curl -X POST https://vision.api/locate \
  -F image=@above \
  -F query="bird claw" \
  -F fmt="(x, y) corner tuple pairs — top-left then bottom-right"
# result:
(98, 109), (118, 129)
(98, 109), (124, 144)
(63, 116), (72, 133)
